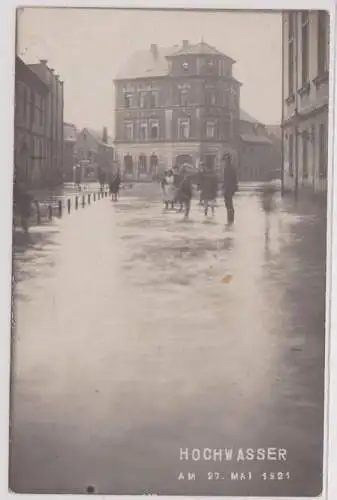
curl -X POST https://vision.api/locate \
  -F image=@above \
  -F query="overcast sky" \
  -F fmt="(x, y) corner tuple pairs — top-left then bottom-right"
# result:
(18, 8), (282, 135)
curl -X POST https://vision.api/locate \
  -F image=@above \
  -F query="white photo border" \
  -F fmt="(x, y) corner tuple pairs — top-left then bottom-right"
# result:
(1, 1), (336, 500)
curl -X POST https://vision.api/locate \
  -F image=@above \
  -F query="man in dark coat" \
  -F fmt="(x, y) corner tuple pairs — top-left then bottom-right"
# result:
(109, 169), (121, 201)
(176, 164), (193, 220)
(222, 153), (238, 225)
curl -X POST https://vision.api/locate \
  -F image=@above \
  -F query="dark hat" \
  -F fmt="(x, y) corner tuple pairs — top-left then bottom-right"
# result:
(222, 152), (232, 161)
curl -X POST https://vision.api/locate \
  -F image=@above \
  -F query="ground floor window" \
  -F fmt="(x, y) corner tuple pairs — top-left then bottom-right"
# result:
(138, 154), (147, 173)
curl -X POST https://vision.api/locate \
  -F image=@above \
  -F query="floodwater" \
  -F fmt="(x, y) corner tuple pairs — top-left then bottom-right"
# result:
(9, 183), (327, 496)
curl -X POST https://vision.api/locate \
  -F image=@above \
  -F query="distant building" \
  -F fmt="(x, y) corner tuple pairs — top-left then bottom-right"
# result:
(14, 56), (49, 187)
(74, 127), (117, 181)
(114, 40), (241, 180)
(282, 11), (329, 196)
(63, 122), (77, 182)
(238, 110), (281, 182)
(28, 59), (64, 187)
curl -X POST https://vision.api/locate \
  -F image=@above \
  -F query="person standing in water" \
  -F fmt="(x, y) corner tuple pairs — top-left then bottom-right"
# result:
(200, 163), (218, 217)
(222, 153), (238, 225)
(176, 164), (193, 220)
(161, 169), (175, 210)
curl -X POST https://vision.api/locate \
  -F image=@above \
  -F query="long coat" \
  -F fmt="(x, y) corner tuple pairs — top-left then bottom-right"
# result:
(223, 166), (238, 197)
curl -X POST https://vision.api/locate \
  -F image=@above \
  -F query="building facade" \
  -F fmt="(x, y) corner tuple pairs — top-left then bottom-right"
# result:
(238, 110), (281, 182)
(282, 10), (329, 195)
(74, 127), (117, 181)
(28, 59), (64, 187)
(14, 56), (50, 188)
(114, 40), (241, 180)
(63, 122), (77, 182)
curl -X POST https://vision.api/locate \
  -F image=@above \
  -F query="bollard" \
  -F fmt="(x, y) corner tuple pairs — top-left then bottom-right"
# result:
(98, 192), (100, 200)
(105, 190), (107, 198)
(48, 205), (52, 220)
(75, 196), (78, 210)
(93, 192), (96, 202)
(34, 200), (41, 225)
(82, 195), (85, 207)
(67, 198), (71, 214)
(58, 200), (62, 217)
(88, 193), (91, 205)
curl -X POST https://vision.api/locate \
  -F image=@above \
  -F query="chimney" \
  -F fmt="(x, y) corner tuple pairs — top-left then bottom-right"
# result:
(40, 59), (48, 65)
(182, 40), (189, 48)
(102, 126), (108, 144)
(150, 43), (158, 59)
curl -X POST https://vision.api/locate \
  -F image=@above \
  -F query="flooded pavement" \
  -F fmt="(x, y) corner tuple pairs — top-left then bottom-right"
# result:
(9, 184), (327, 496)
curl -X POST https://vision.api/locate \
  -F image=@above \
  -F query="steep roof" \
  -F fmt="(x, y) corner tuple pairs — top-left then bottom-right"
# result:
(85, 128), (114, 146)
(64, 122), (77, 142)
(168, 41), (234, 61)
(115, 45), (178, 80)
(115, 41), (235, 80)
(239, 109), (261, 124)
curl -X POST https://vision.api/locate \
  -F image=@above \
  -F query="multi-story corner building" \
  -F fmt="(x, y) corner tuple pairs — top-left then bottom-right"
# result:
(114, 40), (241, 180)
(282, 10), (329, 196)
(28, 59), (64, 187)
(14, 56), (50, 187)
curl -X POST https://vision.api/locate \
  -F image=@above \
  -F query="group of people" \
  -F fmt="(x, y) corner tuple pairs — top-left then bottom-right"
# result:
(161, 152), (238, 224)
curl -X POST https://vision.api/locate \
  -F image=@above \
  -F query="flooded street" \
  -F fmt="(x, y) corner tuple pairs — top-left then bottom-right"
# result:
(10, 183), (326, 496)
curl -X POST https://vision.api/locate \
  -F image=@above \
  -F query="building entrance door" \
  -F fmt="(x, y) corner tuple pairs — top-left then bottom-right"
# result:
(175, 154), (193, 167)
(124, 155), (133, 176)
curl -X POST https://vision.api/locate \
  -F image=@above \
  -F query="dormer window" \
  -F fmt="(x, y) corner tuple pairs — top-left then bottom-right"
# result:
(182, 61), (189, 71)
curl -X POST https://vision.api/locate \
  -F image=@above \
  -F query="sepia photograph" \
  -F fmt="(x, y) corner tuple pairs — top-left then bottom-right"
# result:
(9, 5), (331, 497)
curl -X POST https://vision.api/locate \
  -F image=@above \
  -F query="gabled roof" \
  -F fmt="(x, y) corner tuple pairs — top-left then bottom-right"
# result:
(82, 128), (114, 146)
(64, 122), (77, 142)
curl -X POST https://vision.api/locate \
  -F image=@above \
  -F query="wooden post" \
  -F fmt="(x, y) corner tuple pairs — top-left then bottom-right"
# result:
(88, 193), (91, 205)
(48, 205), (52, 220)
(75, 196), (78, 210)
(82, 195), (85, 207)
(58, 200), (62, 217)
(93, 192), (96, 202)
(67, 198), (71, 214)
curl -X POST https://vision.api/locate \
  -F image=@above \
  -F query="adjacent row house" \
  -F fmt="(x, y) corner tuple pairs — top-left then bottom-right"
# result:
(282, 10), (330, 196)
(14, 56), (64, 188)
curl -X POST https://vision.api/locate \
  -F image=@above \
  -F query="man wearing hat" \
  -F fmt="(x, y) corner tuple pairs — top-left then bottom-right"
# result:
(222, 152), (238, 225)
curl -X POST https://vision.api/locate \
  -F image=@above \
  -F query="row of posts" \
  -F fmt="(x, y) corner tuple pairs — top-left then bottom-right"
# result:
(34, 189), (109, 224)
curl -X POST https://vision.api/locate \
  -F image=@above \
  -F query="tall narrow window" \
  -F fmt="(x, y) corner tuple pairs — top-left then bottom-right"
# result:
(319, 122), (328, 178)
(288, 12), (295, 97)
(289, 133), (294, 176)
(205, 89), (216, 106)
(302, 134), (308, 179)
(138, 154), (147, 173)
(149, 91), (159, 108)
(124, 93), (132, 108)
(318, 11), (329, 76)
(150, 120), (159, 139)
(178, 118), (190, 139)
(124, 121), (134, 141)
(139, 121), (148, 140)
(206, 120), (217, 139)
(139, 92), (146, 108)
(301, 11), (309, 85)
(179, 89), (189, 106)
